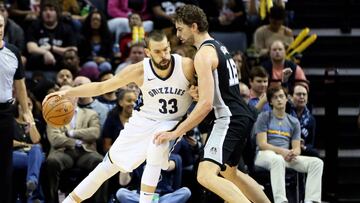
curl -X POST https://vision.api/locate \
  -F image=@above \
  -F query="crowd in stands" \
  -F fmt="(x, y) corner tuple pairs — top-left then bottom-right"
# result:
(2, 0), (324, 202)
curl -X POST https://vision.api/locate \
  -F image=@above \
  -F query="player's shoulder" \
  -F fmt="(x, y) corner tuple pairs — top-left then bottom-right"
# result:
(181, 56), (194, 67)
(180, 56), (195, 82)
(128, 60), (145, 73)
(196, 44), (217, 61)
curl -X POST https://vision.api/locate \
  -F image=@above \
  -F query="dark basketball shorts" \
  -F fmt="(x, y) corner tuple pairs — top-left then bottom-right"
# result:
(201, 115), (254, 171)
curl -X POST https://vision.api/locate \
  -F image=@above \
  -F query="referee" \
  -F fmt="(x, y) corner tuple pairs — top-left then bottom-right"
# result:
(0, 14), (34, 203)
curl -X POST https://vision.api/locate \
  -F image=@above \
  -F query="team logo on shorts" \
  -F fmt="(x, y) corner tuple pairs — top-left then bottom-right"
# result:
(210, 147), (217, 155)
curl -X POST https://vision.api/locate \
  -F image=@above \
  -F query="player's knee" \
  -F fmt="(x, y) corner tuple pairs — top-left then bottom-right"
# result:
(220, 165), (236, 179)
(197, 172), (208, 186)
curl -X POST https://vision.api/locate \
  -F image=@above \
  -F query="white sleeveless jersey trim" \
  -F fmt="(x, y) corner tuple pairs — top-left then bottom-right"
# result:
(137, 54), (192, 121)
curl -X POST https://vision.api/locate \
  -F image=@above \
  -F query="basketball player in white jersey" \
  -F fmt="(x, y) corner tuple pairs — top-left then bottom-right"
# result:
(154, 5), (270, 203)
(44, 30), (195, 203)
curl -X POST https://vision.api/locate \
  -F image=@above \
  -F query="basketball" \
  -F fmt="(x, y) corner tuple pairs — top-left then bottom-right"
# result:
(42, 96), (75, 128)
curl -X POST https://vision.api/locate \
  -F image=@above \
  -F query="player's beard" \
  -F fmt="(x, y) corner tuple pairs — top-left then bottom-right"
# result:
(182, 35), (195, 46)
(151, 57), (171, 70)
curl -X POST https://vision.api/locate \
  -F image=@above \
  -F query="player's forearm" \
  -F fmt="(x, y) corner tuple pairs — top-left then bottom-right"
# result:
(65, 82), (107, 98)
(174, 100), (212, 137)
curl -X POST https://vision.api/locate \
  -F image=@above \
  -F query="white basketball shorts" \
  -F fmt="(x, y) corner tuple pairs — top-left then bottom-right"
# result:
(108, 111), (179, 172)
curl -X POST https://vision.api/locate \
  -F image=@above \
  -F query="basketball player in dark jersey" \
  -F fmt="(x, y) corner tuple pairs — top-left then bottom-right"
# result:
(154, 5), (270, 203)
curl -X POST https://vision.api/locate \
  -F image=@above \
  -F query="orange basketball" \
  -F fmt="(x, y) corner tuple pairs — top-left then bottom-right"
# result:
(42, 96), (75, 128)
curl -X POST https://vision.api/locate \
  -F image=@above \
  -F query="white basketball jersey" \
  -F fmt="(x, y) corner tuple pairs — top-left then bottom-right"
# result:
(135, 54), (192, 121)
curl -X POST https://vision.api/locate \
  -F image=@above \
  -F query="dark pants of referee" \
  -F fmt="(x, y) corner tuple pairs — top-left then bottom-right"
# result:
(0, 102), (15, 203)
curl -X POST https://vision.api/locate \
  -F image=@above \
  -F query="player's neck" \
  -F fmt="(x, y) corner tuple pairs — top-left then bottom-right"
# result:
(0, 40), (3, 48)
(152, 60), (173, 78)
(194, 32), (212, 49)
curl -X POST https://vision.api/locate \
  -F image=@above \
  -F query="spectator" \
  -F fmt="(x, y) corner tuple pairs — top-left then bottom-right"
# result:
(78, 9), (113, 73)
(73, 76), (108, 132)
(262, 40), (307, 91)
(102, 88), (137, 153)
(150, 0), (198, 30)
(62, 48), (101, 81)
(117, 13), (147, 60)
(59, 0), (85, 31)
(12, 97), (45, 202)
(199, 0), (246, 32)
(254, 5), (293, 58)
(26, 0), (77, 71)
(45, 85), (107, 203)
(8, 0), (40, 29)
(150, 0), (198, 48)
(254, 86), (323, 203)
(0, 2), (25, 52)
(232, 50), (250, 86)
(107, 0), (153, 44)
(116, 154), (191, 203)
(55, 68), (73, 87)
(115, 42), (145, 74)
(248, 66), (271, 112)
(289, 84), (319, 157)
(62, 48), (81, 76)
(96, 71), (118, 111)
(239, 82), (250, 103)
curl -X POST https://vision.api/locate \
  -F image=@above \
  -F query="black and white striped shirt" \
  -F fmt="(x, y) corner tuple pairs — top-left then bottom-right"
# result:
(0, 41), (24, 103)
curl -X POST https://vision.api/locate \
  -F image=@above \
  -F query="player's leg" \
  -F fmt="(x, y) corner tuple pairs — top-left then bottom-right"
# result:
(139, 120), (179, 203)
(63, 113), (152, 202)
(220, 165), (270, 203)
(219, 116), (270, 203)
(197, 117), (250, 203)
(140, 163), (162, 203)
(197, 160), (250, 203)
(63, 155), (121, 203)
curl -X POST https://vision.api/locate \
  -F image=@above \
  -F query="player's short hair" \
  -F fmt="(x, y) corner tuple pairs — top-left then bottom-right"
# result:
(144, 30), (167, 48)
(174, 4), (208, 32)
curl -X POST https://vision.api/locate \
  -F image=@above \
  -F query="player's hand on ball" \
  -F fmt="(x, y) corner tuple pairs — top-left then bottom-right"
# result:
(153, 131), (177, 145)
(42, 90), (69, 106)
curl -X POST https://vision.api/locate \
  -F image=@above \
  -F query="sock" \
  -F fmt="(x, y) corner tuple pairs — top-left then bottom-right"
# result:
(139, 164), (162, 203)
(62, 194), (77, 203)
(139, 191), (154, 203)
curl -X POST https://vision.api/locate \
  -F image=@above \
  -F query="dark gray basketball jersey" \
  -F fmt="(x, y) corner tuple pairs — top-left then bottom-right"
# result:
(200, 39), (254, 119)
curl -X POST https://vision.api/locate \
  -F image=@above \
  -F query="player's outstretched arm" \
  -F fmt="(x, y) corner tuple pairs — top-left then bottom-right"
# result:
(43, 62), (144, 104)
